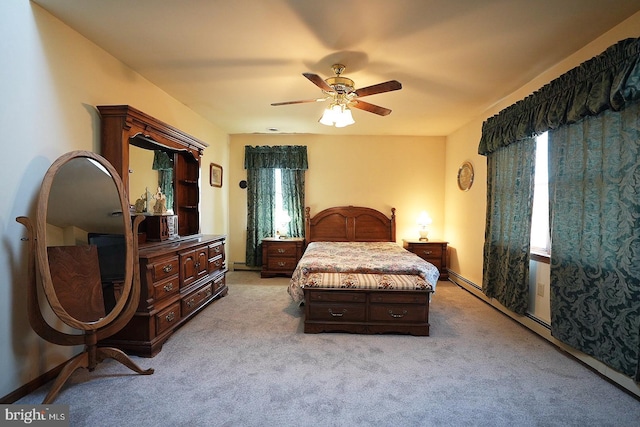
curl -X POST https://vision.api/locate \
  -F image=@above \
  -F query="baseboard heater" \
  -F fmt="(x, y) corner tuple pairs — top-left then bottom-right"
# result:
(232, 262), (261, 271)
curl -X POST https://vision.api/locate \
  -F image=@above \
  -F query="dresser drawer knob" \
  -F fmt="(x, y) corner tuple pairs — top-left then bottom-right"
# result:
(328, 308), (347, 317)
(166, 311), (176, 322)
(163, 283), (174, 292)
(421, 250), (433, 256)
(388, 309), (408, 318)
(277, 261), (286, 267)
(186, 298), (195, 308)
(162, 264), (173, 273)
(277, 248), (286, 254)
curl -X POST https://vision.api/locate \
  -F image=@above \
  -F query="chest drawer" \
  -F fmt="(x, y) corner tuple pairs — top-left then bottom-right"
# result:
(181, 282), (213, 316)
(152, 275), (180, 301)
(307, 303), (366, 322)
(307, 290), (366, 303)
(370, 292), (429, 305)
(156, 302), (180, 335)
(369, 304), (428, 323)
(151, 256), (180, 281)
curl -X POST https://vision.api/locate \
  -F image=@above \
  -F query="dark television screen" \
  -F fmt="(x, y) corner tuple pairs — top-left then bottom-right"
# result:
(88, 233), (126, 282)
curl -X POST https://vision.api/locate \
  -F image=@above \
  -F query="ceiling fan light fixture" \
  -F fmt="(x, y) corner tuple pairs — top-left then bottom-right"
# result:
(334, 107), (355, 128)
(319, 103), (354, 128)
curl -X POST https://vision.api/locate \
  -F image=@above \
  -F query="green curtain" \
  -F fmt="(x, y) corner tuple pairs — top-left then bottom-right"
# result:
(281, 169), (305, 237)
(244, 145), (308, 267)
(245, 168), (275, 267)
(482, 139), (536, 314)
(549, 102), (640, 380)
(152, 150), (173, 211)
(479, 38), (640, 156)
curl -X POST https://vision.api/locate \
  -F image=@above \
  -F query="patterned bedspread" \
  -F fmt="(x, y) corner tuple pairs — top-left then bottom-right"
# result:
(287, 241), (440, 303)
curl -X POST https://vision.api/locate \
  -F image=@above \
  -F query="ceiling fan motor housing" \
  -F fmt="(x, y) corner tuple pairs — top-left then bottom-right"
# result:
(325, 76), (355, 94)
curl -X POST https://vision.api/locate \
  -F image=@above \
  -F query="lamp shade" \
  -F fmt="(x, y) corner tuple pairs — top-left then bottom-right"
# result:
(319, 104), (355, 127)
(417, 211), (432, 226)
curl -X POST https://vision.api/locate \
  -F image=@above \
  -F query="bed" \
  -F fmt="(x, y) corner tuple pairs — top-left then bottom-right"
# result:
(288, 206), (440, 336)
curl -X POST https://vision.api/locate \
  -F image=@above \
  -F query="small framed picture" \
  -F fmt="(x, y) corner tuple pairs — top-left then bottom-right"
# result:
(210, 163), (223, 188)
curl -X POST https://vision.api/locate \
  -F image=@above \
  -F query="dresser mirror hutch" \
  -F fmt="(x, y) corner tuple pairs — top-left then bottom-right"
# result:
(97, 105), (228, 357)
(16, 150), (154, 404)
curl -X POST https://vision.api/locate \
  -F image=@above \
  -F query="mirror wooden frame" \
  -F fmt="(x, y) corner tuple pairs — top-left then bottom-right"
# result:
(16, 150), (153, 404)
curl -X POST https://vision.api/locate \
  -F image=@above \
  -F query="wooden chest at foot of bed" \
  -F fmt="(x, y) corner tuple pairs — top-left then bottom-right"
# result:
(303, 288), (430, 336)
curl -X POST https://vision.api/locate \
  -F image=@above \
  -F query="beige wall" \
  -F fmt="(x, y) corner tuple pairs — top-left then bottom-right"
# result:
(443, 11), (640, 290)
(228, 134), (446, 265)
(0, 2), (228, 398)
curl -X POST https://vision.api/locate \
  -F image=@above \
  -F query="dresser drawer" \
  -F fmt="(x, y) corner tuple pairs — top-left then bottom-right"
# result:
(209, 241), (224, 258)
(212, 274), (226, 293)
(369, 304), (427, 323)
(370, 292), (429, 305)
(307, 303), (366, 322)
(181, 282), (213, 316)
(209, 254), (224, 273)
(156, 302), (180, 335)
(152, 275), (180, 301)
(152, 256), (180, 281)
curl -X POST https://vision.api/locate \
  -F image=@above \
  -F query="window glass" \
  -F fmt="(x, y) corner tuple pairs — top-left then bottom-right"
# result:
(531, 132), (550, 255)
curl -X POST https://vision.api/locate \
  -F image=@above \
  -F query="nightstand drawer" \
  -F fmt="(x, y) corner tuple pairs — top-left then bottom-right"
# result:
(266, 257), (298, 271)
(266, 242), (299, 257)
(411, 245), (443, 260)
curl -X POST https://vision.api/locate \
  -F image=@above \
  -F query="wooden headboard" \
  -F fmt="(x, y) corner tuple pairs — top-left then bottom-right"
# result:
(304, 206), (396, 243)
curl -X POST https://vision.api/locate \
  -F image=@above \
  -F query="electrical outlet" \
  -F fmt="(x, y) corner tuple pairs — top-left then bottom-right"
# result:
(537, 283), (545, 297)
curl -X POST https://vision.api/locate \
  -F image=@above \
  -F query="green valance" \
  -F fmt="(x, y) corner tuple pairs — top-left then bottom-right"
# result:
(244, 145), (308, 170)
(479, 37), (640, 155)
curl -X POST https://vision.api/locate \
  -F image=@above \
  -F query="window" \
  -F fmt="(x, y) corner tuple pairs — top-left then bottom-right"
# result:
(273, 168), (289, 236)
(530, 132), (550, 256)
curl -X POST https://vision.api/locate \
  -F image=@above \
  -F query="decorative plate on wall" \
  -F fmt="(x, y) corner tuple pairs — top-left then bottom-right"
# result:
(457, 161), (474, 191)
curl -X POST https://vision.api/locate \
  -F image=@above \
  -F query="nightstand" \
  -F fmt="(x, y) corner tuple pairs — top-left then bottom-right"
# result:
(261, 237), (305, 278)
(403, 240), (448, 281)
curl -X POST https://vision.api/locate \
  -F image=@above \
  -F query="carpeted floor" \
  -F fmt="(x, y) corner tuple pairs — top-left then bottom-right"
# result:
(17, 271), (640, 426)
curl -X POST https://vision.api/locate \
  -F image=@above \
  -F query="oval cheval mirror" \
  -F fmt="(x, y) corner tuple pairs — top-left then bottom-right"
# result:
(16, 150), (153, 404)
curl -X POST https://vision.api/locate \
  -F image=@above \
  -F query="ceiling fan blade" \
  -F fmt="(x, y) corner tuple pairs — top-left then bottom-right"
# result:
(351, 100), (392, 116)
(271, 98), (325, 106)
(303, 72), (334, 92)
(354, 80), (402, 97)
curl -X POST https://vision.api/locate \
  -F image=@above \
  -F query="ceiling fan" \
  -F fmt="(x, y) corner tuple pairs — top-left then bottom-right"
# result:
(271, 64), (402, 127)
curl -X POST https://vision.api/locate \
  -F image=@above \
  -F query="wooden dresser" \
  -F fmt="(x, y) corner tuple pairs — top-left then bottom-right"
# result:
(97, 106), (228, 356)
(101, 235), (227, 356)
(402, 240), (448, 280)
(261, 237), (305, 278)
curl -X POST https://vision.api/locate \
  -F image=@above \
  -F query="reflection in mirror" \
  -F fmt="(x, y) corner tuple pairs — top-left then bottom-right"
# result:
(129, 139), (174, 214)
(46, 157), (126, 321)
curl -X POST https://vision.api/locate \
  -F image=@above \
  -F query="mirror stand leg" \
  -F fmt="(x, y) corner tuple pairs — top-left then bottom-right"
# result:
(97, 347), (155, 375)
(42, 352), (89, 404)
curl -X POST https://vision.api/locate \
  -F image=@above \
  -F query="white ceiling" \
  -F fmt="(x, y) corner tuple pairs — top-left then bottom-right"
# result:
(32, 0), (640, 136)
